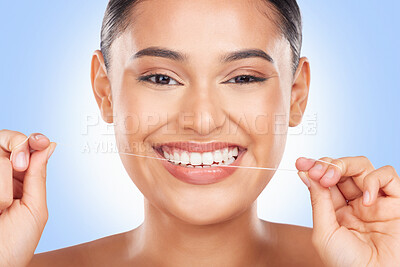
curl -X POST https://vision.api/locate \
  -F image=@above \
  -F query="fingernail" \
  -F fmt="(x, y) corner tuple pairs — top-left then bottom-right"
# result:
(312, 164), (323, 171)
(34, 134), (46, 141)
(363, 190), (370, 205)
(323, 168), (335, 179)
(47, 143), (57, 160)
(14, 151), (27, 168)
(298, 171), (311, 188)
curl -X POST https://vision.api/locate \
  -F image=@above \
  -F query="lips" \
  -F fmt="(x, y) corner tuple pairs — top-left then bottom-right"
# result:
(153, 142), (246, 185)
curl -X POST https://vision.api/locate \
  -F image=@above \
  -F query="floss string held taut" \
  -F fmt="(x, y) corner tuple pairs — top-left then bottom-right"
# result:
(9, 135), (343, 172)
(118, 151), (342, 172)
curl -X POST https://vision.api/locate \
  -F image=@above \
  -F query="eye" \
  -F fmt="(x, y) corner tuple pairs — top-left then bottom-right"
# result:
(224, 75), (267, 84)
(138, 74), (181, 86)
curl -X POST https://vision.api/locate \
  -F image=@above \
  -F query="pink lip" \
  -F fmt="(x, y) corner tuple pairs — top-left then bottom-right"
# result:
(153, 142), (246, 185)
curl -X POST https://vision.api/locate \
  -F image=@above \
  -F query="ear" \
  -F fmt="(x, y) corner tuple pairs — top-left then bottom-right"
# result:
(91, 50), (113, 123)
(289, 57), (311, 127)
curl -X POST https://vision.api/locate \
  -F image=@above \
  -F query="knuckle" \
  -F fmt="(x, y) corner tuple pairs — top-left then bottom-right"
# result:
(332, 158), (344, 169)
(357, 155), (369, 161)
(382, 165), (396, 173)
(357, 155), (373, 167)
(351, 155), (375, 173)
(319, 157), (333, 162)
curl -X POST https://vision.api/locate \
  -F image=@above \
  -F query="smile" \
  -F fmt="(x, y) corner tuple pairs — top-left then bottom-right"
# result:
(153, 142), (246, 185)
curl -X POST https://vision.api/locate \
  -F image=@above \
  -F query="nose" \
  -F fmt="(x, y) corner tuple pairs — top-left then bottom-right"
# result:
(179, 81), (225, 136)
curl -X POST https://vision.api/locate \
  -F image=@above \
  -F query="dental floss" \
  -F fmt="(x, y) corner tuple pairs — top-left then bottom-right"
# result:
(118, 151), (342, 172)
(9, 133), (34, 160)
(9, 135), (343, 172)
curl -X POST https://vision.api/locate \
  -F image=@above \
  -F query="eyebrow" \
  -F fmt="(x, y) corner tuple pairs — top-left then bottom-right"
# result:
(130, 46), (274, 63)
(221, 49), (274, 64)
(131, 47), (187, 61)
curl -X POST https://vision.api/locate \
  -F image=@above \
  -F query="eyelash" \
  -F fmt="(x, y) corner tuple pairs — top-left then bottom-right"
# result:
(137, 73), (267, 86)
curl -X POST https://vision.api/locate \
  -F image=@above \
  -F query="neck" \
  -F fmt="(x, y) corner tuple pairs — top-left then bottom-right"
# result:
(133, 199), (273, 266)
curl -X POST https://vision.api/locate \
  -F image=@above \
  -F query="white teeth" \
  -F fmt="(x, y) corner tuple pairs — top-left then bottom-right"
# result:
(173, 152), (180, 164)
(190, 153), (202, 166)
(222, 148), (229, 162)
(162, 146), (241, 167)
(181, 151), (190, 165)
(232, 147), (238, 157)
(202, 152), (213, 165)
(226, 156), (235, 165)
(163, 150), (170, 160)
(213, 150), (223, 163)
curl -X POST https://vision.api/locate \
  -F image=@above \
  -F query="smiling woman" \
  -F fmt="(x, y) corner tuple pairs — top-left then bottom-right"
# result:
(1, 0), (400, 266)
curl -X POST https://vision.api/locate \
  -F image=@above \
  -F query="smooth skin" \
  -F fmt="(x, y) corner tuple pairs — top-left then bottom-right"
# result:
(1, 0), (399, 266)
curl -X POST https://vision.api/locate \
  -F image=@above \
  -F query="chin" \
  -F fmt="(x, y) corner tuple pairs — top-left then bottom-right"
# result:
(161, 191), (255, 226)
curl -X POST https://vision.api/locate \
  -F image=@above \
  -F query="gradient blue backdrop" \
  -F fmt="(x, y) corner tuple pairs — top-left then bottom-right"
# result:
(0, 0), (399, 253)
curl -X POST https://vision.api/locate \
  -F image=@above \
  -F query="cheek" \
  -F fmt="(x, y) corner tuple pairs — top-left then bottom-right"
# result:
(113, 76), (183, 143)
(220, 81), (289, 169)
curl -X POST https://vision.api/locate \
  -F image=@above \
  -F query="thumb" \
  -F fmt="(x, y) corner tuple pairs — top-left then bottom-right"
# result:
(298, 171), (340, 243)
(22, 142), (56, 219)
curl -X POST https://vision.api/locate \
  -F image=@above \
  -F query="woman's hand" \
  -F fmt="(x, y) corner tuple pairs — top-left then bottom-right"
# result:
(296, 156), (400, 267)
(0, 130), (56, 267)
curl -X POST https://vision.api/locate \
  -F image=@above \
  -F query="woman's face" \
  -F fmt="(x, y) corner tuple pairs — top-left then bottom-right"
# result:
(92, 0), (309, 225)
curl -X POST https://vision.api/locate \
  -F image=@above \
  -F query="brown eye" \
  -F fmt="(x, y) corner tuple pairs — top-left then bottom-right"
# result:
(148, 74), (179, 85)
(224, 75), (267, 84)
(235, 75), (252, 83)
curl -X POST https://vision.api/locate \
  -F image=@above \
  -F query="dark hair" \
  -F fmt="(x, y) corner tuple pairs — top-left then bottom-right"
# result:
(100, 0), (302, 72)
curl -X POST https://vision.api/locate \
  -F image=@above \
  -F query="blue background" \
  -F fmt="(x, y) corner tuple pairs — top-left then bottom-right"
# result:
(0, 0), (399, 253)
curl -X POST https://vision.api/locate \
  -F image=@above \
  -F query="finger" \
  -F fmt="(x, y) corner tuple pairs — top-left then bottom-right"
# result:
(295, 157), (317, 171)
(28, 133), (50, 151)
(318, 158), (343, 187)
(329, 185), (347, 211)
(336, 176), (363, 202)
(298, 171), (340, 239)
(0, 130), (30, 172)
(11, 133), (51, 183)
(11, 133), (51, 172)
(332, 156), (375, 190)
(0, 157), (13, 210)
(298, 170), (347, 211)
(21, 142), (56, 220)
(307, 157), (333, 181)
(310, 156), (375, 190)
(352, 197), (400, 222)
(362, 165), (400, 206)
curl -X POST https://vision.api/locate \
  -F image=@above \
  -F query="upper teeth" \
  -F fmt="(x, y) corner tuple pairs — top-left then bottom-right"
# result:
(162, 146), (239, 166)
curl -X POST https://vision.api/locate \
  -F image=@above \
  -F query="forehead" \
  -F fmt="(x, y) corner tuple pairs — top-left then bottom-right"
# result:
(120, 0), (284, 57)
